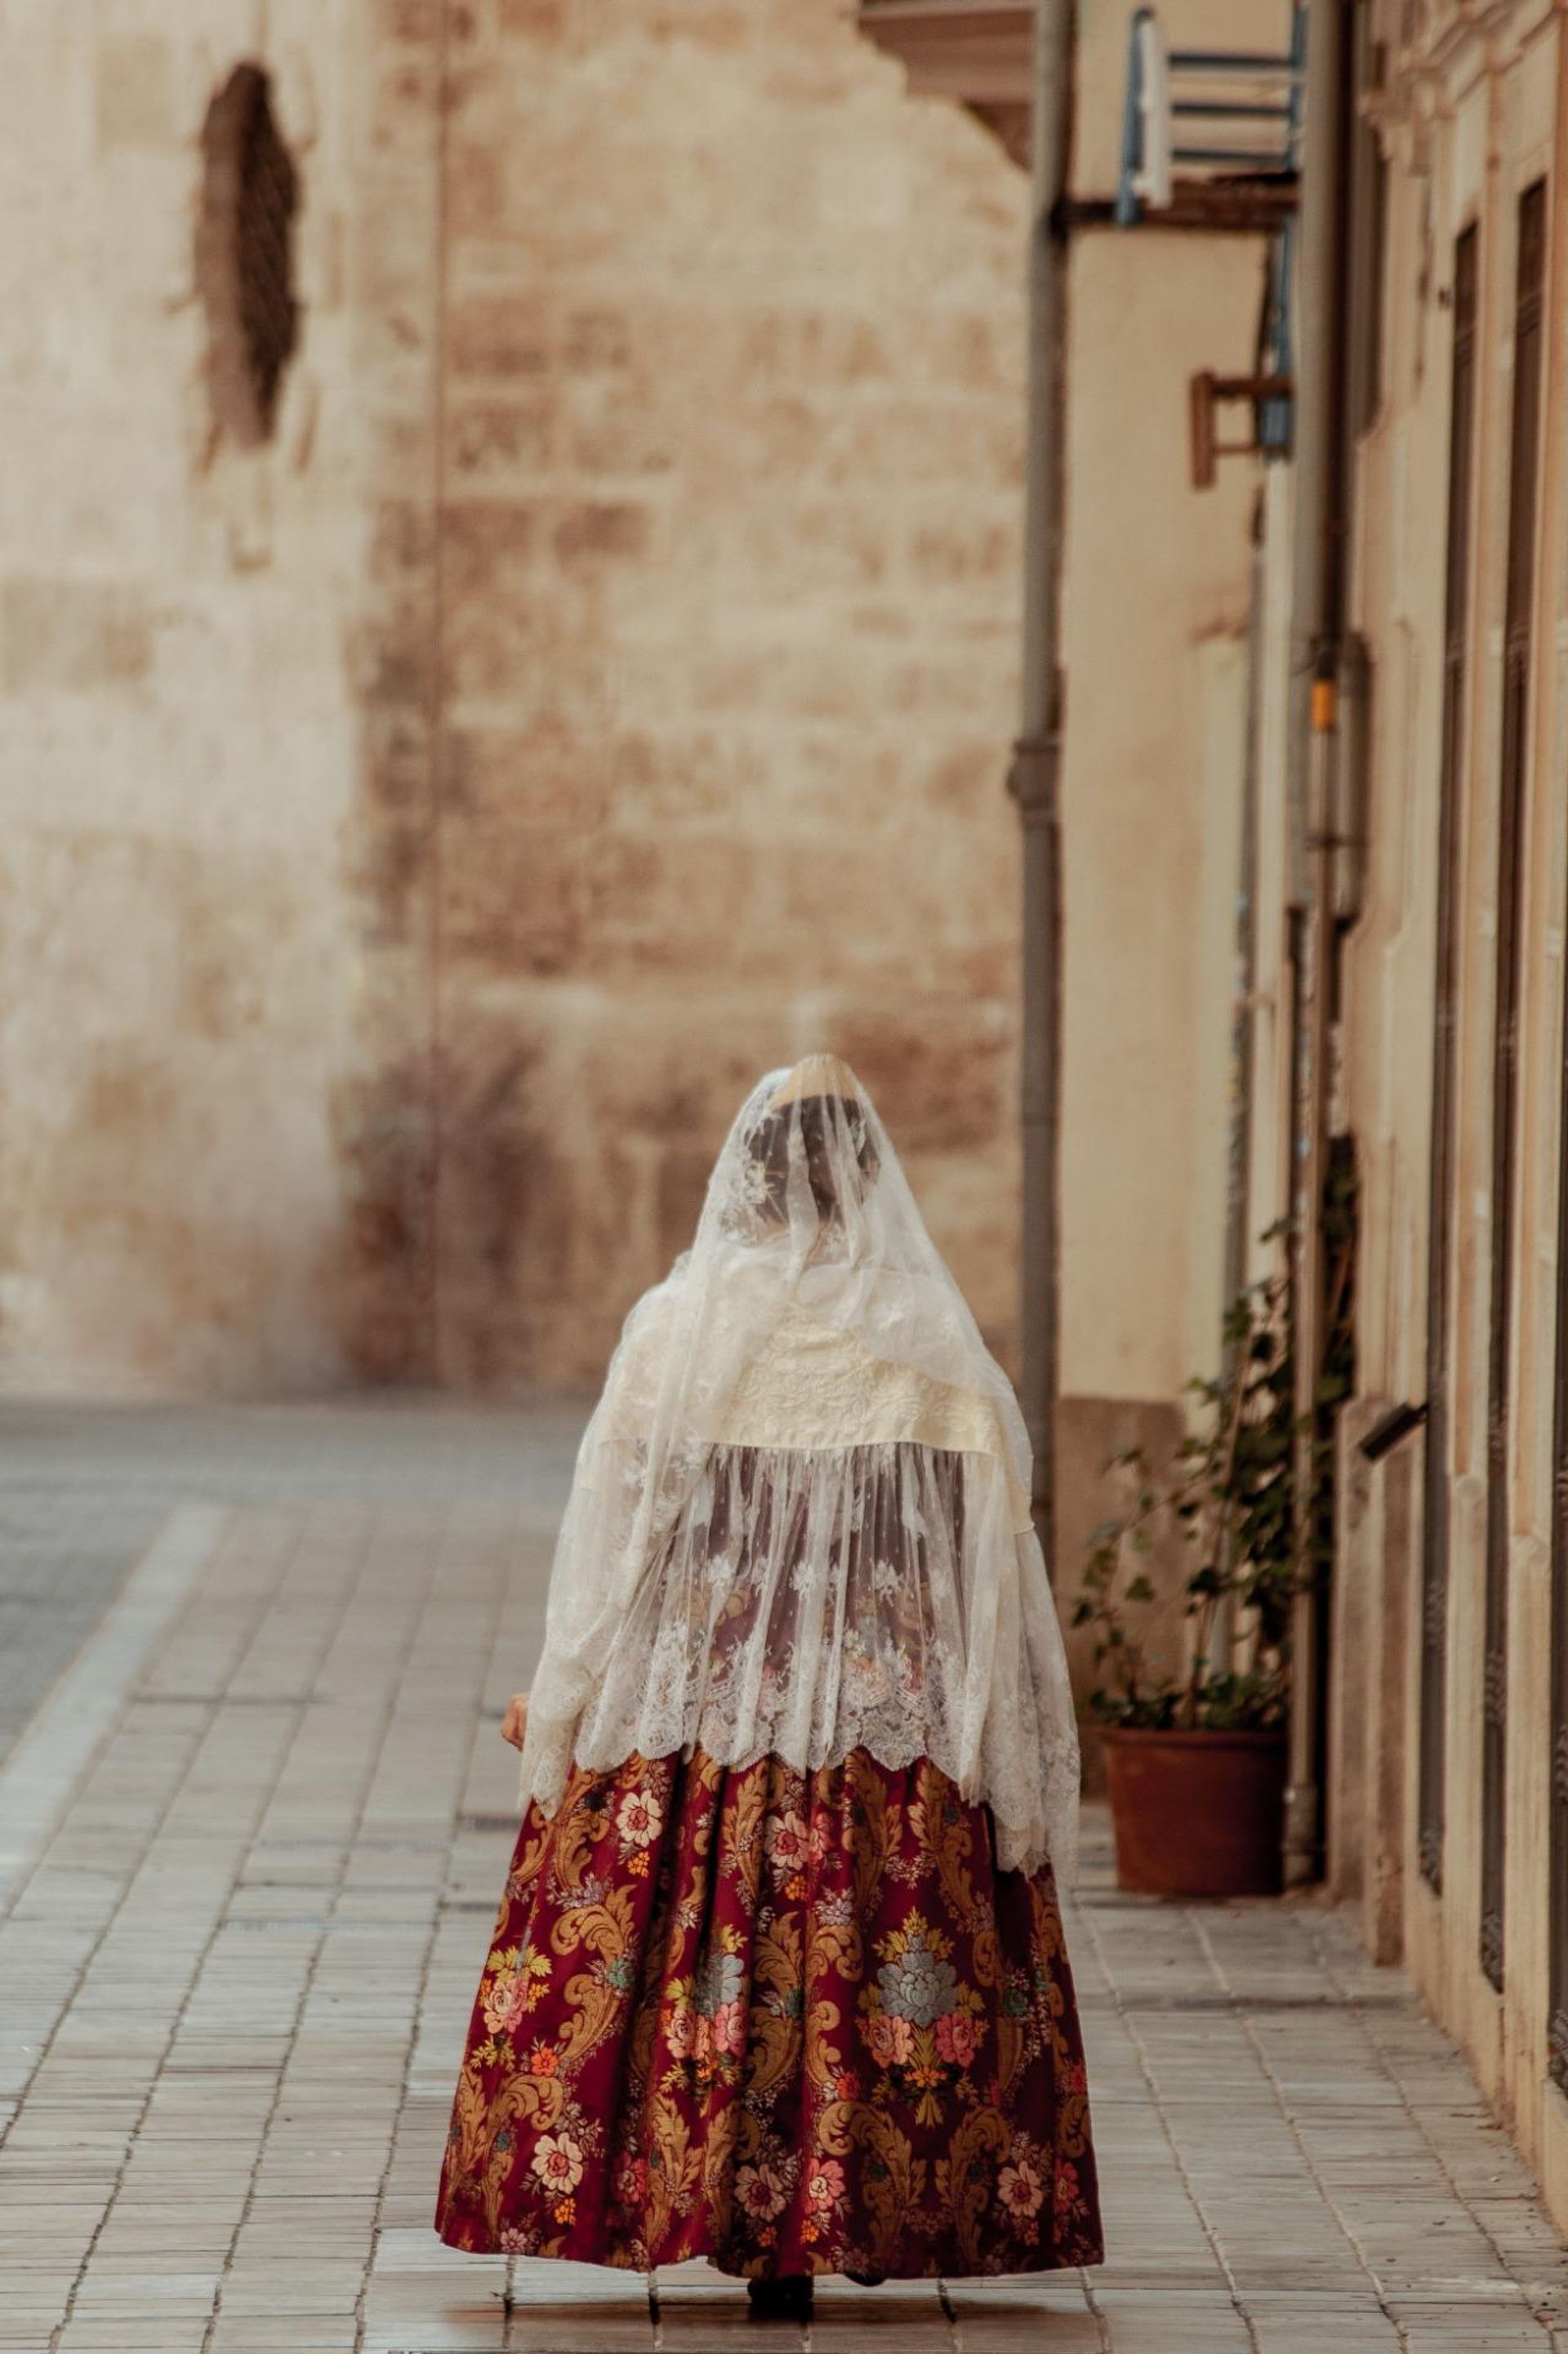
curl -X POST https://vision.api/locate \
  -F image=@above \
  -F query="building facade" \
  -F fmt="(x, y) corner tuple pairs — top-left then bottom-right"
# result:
(1321, 0), (1568, 2238)
(2, 0), (1041, 1398)
(861, 0), (1568, 2236)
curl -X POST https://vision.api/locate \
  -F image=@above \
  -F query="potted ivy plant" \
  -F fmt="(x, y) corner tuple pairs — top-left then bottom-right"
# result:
(1075, 1255), (1318, 1897)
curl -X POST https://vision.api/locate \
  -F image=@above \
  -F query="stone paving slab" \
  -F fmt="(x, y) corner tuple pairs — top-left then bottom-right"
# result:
(0, 1399), (581, 1773)
(0, 1407), (1566, 2350)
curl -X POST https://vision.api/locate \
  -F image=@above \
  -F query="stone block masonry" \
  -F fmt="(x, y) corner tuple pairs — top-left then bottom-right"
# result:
(0, 2), (429, 1398)
(422, 0), (1034, 1390)
(0, 0), (1033, 1401)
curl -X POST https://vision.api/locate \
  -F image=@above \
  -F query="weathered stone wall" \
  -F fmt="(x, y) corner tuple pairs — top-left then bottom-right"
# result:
(414, 0), (1035, 1389)
(0, 0), (1259, 1476)
(0, 0), (1034, 1399)
(0, 2), (423, 1393)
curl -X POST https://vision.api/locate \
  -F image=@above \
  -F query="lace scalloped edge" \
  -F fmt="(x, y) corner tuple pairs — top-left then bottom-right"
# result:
(519, 1718), (1080, 1885)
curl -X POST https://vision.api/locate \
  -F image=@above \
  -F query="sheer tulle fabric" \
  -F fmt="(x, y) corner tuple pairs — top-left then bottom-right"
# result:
(515, 1058), (1080, 1880)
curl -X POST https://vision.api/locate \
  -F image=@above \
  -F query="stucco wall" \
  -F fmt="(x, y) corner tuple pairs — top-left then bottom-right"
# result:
(1058, 227), (1256, 1406)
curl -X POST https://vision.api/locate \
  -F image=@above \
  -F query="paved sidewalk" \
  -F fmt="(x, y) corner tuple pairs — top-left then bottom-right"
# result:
(0, 1398), (581, 1768)
(1, 1411), (1566, 2352)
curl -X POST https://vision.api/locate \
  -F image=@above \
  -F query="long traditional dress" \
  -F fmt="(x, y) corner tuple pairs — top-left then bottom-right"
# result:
(434, 1057), (1103, 2279)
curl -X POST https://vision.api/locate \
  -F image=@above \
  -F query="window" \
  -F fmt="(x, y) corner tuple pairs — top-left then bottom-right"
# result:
(195, 63), (300, 450)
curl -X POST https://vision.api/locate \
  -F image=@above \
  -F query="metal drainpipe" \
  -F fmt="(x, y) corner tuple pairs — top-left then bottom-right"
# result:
(1226, 505), (1265, 1340)
(1212, 492), (1267, 1675)
(1283, 0), (1352, 1888)
(1010, 0), (1076, 1579)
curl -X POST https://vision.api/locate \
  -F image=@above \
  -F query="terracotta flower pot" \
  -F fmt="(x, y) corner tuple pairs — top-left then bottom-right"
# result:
(1099, 1726), (1288, 1898)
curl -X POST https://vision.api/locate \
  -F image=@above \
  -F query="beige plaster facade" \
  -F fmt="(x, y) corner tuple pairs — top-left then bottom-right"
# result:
(1289, 0), (1568, 2246)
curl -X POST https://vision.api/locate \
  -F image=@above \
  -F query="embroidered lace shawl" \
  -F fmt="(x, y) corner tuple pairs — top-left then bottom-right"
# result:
(514, 1057), (1081, 1879)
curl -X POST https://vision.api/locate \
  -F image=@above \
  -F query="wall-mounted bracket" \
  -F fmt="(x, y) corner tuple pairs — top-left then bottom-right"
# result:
(1190, 371), (1294, 488)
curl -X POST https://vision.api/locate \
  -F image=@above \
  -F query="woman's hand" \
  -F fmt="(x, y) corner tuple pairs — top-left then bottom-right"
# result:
(500, 1692), (530, 1750)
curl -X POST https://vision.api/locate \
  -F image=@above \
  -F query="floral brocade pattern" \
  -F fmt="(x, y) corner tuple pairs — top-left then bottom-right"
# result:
(434, 1747), (1103, 2280)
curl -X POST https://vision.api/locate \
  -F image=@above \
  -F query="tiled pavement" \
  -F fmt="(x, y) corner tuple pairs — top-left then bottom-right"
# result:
(0, 1400), (582, 1768)
(2, 1409), (1567, 2352)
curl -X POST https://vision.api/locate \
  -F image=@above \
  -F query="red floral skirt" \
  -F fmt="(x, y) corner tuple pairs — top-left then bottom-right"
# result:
(434, 1745), (1103, 2280)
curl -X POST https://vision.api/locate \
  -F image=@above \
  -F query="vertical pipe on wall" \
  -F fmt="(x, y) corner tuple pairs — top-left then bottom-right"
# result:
(1212, 496), (1267, 1676)
(1223, 501), (1266, 1365)
(1010, 0), (1076, 1577)
(1284, 0), (1352, 1888)
(428, 0), (452, 1384)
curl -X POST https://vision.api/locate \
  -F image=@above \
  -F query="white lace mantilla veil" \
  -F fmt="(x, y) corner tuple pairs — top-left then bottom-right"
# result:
(514, 1054), (1081, 1880)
